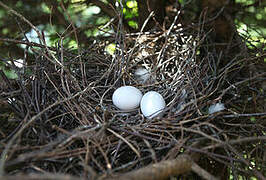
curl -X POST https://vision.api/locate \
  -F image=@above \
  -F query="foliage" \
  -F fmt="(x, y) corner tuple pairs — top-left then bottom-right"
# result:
(0, 0), (265, 62)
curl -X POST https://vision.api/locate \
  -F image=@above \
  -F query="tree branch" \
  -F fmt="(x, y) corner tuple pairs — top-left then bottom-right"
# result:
(100, 155), (192, 180)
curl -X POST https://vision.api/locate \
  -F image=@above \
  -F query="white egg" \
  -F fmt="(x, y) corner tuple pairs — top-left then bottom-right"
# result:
(140, 91), (166, 119)
(112, 86), (143, 110)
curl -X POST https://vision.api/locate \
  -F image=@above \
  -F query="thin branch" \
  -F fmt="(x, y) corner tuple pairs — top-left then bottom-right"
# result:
(100, 155), (193, 180)
(0, 85), (91, 175)
(191, 162), (219, 180)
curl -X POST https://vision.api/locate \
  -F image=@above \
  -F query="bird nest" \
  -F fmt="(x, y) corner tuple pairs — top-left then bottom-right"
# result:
(1, 15), (265, 180)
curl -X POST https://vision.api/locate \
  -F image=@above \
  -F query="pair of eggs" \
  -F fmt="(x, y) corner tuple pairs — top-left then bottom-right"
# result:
(112, 86), (165, 119)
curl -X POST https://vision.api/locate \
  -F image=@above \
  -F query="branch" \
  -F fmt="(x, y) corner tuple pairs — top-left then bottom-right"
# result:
(0, 173), (81, 180)
(100, 155), (192, 180)
(191, 162), (220, 180)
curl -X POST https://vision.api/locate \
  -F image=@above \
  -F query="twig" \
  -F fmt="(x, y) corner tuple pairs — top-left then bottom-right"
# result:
(0, 86), (91, 175)
(107, 128), (141, 158)
(203, 136), (266, 150)
(191, 162), (219, 180)
(0, 173), (81, 180)
(0, 1), (63, 67)
(223, 112), (266, 118)
(100, 155), (192, 180)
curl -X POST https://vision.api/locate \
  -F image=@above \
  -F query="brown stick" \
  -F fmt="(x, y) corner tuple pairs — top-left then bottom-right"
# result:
(0, 173), (81, 180)
(191, 162), (220, 180)
(101, 155), (192, 180)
